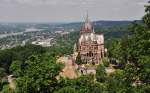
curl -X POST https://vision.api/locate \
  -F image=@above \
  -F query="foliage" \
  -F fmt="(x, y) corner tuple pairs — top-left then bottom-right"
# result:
(1, 84), (12, 93)
(107, 1), (150, 92)
(55, 75), (107, 93)
(75, 53), (83, 65)
(0, 67), (6, 91)
(107, 39), (121, 59)
(143, 1), (150, 28)
(0, 49), (13, 73)
(54, 86), (76, 93)
(126, 23), (150, 85)
(52, 31), (79, 55)
(96, 64), (106, 82)
(14, 54), (64, 93)
(9, 61), (22, 77)
(0, 68), (6, 79)
(0, 44), (46, 73)
(102, 57), (110, 67)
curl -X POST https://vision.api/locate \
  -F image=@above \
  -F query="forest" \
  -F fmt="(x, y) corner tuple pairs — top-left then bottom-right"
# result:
(0, 1), (150, 93)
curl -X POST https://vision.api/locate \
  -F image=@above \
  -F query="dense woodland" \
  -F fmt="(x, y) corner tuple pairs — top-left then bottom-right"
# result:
(0, 1), (150, 93)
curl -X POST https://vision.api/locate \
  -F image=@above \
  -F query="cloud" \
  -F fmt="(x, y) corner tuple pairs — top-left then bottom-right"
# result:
(0, 0), (148, 22)
(0, 0), (100, 6)
(0, 0), (147, 7)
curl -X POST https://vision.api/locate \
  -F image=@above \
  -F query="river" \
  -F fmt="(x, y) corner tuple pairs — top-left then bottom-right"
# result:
(0, 32), (24, 38)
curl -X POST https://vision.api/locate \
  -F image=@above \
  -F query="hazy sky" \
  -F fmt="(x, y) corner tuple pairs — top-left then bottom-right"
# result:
(0, 0), (148, 22)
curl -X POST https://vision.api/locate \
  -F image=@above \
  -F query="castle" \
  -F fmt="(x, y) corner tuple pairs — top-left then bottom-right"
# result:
(75, 13), (106, 65)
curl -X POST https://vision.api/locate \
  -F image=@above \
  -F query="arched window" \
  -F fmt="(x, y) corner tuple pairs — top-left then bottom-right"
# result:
(89, 51), (92, 57)
(101, 51), (103, 58)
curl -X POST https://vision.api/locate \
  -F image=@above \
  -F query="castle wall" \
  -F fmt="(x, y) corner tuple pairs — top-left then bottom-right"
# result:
(79, 42), (105, 65)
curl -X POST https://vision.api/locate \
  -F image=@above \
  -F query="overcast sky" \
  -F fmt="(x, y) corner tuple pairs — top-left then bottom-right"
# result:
(0, 0), (148, 22)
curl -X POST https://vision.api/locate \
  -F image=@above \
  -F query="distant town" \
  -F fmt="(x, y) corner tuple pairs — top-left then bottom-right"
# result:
(0, 23), (76, 49)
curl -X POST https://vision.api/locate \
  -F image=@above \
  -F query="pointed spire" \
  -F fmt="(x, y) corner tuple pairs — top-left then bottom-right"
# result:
(80, 11), (92, 34)
(92, 24), (95, 33)
(84, 10), (92, 31)
(73, 43), (77, 52)
(82, 34), (86, 42)
(85, 10), (89, 23)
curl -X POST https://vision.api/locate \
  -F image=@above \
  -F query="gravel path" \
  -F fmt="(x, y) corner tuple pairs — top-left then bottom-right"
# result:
(8, 75), (16, 90)
(58, 57), (78, 79)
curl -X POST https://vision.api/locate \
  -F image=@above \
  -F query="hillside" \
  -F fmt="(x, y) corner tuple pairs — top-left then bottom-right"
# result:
(57, 20), (134, 31)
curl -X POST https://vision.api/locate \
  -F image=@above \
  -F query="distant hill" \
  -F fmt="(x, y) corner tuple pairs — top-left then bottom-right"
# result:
(55, 20), (137, 31)
(93, 21), (132, 27)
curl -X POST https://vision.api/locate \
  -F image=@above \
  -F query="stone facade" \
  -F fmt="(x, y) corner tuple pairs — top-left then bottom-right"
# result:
(76, 14), (105, 65)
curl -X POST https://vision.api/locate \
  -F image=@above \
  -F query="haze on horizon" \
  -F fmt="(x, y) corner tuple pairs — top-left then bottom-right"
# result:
(0, 0), (148, 23)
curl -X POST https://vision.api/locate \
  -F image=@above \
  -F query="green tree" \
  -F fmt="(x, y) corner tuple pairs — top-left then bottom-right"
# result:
(0, 44), (46, 74)
(0, 68), (6, 79)
(54, 86), (76, 93)
(75, 53), (83, 65)
(0, 67), (6, 91)
(55, 75), (107, 93)
(9, 60), (22, 77)
(96, 64), (106, 82)
(117, 1), (150, 92)
(102, 57), (110, 67)
(1, 85), (13, 93)
(143, 1), (150, 28)
(126, 1), (150, 84)
(14, 54), (64, 93)
(0, 49), (13, 73)
(107, 39), (123, 64)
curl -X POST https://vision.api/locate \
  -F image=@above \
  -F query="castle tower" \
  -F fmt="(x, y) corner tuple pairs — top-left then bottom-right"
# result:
(80, 12), (92, 34)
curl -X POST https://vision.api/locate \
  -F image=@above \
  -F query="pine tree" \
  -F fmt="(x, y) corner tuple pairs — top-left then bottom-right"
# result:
(75, 52), (82, 65)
